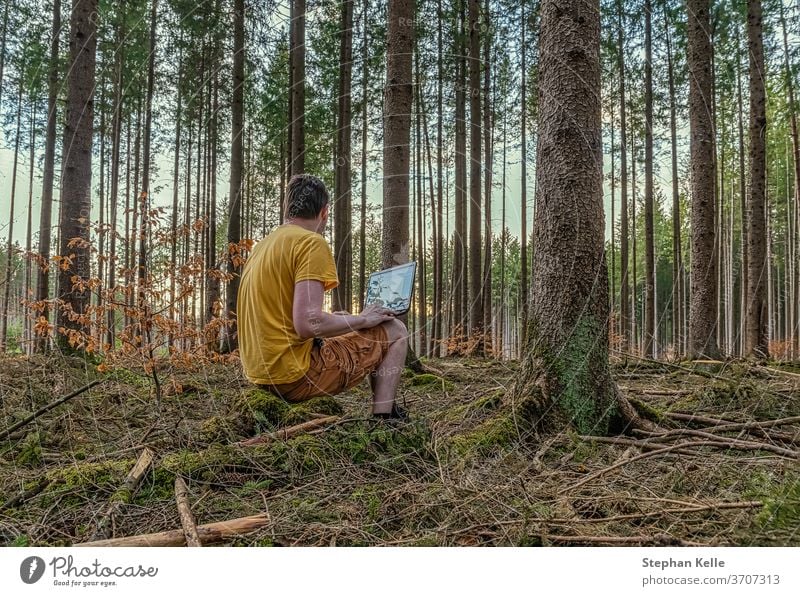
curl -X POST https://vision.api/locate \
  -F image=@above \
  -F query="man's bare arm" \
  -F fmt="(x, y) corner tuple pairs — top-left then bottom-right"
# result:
(292, 280), (394, 339)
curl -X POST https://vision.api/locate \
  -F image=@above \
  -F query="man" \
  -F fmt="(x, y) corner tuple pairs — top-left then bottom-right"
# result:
(238, 174), (408, 419)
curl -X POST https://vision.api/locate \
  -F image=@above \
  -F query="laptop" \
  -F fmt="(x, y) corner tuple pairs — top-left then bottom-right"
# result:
(364, 261), (417, 315)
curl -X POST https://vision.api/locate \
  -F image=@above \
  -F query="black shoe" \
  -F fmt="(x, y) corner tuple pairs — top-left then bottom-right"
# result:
(374, 403), (410, 421)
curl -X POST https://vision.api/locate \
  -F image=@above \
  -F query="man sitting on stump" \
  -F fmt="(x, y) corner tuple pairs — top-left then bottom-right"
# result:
(238, 174), (408, 420)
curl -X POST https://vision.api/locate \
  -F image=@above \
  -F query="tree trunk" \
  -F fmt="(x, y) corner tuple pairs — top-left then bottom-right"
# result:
(57, 0), (97, 351)
(736, 34), (747, 357)
(169, 45), (182, 350)
(481, 0), (493, 355)
(780, 0), (800, 358)
(452, 1), (467, 341)
(136, 0), (157, 351)
(35, 0), (61, 353)
(414, 56), (427, 355)
(467, 0), (482, 344)
(745, 0), (768, 358)
(25, 102), (37, 354)
(513, 0), (618, 435)
(520, 0), (528, 347)
(643, 0), (655, 357)
(687, 0), (720, 359)
(617, 0), (629, 353)
(289, 0), (305, 176)
(1, 79), (23, 352)
(333, 0), (354, 313)
(382, 0), (414, 270)
(224, 0), (245, 352)
(434, 0), (444, 356)
(0, 3), (8, 113)
(500, 93), (507, 358)
(206, 68), (221, 343)
(358, 0), (368, 310)
(665, 5), (681, 358)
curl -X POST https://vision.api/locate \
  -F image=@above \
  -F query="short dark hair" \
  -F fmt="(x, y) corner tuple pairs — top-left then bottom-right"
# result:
(285, 174), (329, 219)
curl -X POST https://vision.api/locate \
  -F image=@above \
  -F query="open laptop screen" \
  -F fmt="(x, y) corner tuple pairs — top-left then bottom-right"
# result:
(364, 262), (417, 315)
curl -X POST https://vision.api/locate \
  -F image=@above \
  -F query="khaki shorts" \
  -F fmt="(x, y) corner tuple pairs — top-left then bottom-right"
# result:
(264, 325), (391, 402)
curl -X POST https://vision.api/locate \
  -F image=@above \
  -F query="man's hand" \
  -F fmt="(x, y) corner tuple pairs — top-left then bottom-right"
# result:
(332, 310), (350, 315)
(359, 303), (395, 328)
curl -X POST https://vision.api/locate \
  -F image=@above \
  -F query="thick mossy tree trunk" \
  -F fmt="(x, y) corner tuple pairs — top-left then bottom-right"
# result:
(512, 0), (625, 436)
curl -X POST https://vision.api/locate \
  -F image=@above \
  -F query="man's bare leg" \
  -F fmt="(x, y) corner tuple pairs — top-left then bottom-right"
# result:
(371, 319), (408, 415)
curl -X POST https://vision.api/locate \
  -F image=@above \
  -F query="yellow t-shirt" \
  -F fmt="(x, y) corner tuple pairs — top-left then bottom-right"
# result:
(238, 224), (339, 385)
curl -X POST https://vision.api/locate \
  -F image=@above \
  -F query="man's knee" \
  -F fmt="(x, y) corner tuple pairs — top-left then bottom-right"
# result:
(381, 318), (407, 343)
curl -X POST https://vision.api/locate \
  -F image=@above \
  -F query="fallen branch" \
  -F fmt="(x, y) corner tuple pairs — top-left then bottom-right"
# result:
(755, 365), (800, 382)
(634, 428), (799, 458)
(0, 477), (54, 512)
(75, 513), (270, 547)
(89, 448), (155, 541)
(236, 416), (341, 447)
(0, 379), (104, 441)
(174, 476), (202, 547)
(540, 500), (763, 525)
(543, 533), (707, 546)
(561, 440), (746, 495)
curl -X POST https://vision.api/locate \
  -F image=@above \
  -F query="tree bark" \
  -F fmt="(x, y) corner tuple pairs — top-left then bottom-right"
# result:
(224, 0), (245, 352)
(665, 5), (681, 358)
(467, 0), (483, 343)
(333, 0), (354, 313)
(745, 0), (768, 358)
(381, 0), (414, 270)
(687, 0), (720, 359)
(35, 0), (61, 353)
(1, 78), (23, 352)
(779, 0), (800, 358)
(481, 0), (493, 355)
(434, 0), (444, 356)
(289, 0), (305, 176)
(520, 1), (529, 347)
(453, 1), (467, 342)
(136, 0), (158, 350)
(513, 0), (618, 435)
(358, 0), (369, 310)
(643, 0), (655, 357)
(57, 0), (97, 350)
(617, 0), (629, 353)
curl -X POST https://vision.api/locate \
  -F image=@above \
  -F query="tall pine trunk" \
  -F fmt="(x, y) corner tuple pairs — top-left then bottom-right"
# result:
(687, 0), (720, 359)
(453, 1), (467, 342)
(1, 79), (23, 351)
(333, 0), (354, 313)
(745, 0), (768, 357)
(35, 0), (60, 353)
(481, 0), (493, 355)
(467, 0), (482, 344)
(57, 0), (97, 351)
(617, 0), (629, 353)
(665, 6), (682, 358)
(780, 0), (800, 357)
(225, 0), (245, 351)
(289, 0), (305, 176)
(382, 0), (414, 269)
(520, 1), (528, 347)
(643, 0), (655, 357)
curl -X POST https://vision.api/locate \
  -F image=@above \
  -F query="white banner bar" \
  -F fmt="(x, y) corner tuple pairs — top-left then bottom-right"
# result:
(1, 547), (797, 595)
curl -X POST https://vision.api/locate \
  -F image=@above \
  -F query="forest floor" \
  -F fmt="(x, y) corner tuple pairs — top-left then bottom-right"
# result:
(0, 352), (798, 547)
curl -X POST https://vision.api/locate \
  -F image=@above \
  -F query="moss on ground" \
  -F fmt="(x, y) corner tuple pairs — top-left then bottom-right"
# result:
(408, 373), (453, 391)
(754, 475), (800, 533)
